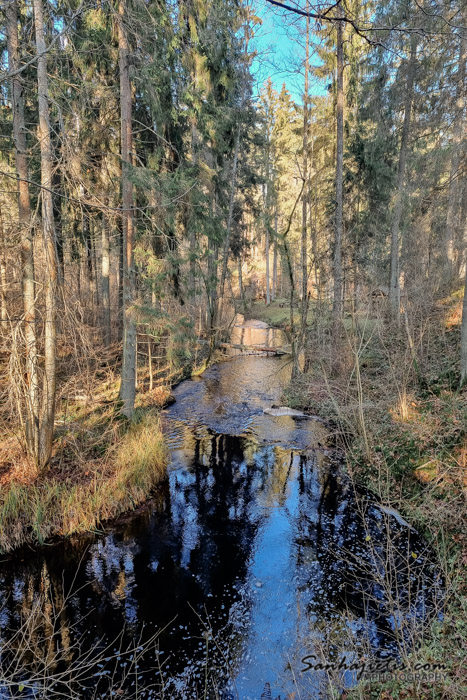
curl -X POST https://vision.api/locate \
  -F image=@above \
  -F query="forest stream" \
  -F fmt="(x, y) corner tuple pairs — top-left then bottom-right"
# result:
(0, 318), (444, 699)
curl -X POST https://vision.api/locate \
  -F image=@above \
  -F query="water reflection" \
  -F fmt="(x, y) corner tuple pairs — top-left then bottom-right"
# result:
(0, 325), (443, 699)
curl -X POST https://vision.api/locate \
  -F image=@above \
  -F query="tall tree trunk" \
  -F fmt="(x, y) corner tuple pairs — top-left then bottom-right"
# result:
(7, 0), (40, 460)
(189, 228), (196, 297)
(0, 205), (7, 323)
(333, 12), (344, 325)
(301, 7), (310, 305)
(238, 256), (245, 311)
(389, 35), (417, 318)
(265, 214), (270, 305)
(52, 170), (64, 283)
(264, 145), (271, 306)
(189, 124), (199, 298)
(33, 0), (58, 468)
(272, 208), (278, 301)
(148, 335), (153, 391)
(117, 0), (137, 417)
(461, 261), (467, 385)
(101, 203), (111, 347)
(219, 125), (241, 308)
(445, 32), (466, 276)
(117, 215), (123, 339)
(83, 212), (95, 316)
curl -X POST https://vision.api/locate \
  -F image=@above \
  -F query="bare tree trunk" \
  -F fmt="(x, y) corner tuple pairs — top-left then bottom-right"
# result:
(52, 170), (64, 283)
(83, 213), (94, 316)
(7, 1), (40, 460)
(264, 143), (271, 306)
(237, 256), (245, 311)
(101, 203), (111, 347)
(189, 228), (196, 297)
(301, 7), (310, 305)
(117, 0), (137, 417)
(445, 32), (466, 276)
(117, 215), (123, 338)
(461, 261), (467, 385)
(93, 221), (100, 310)
(189, 124), (198, 297)
(0, 206), (7, 322)
(265, 215), (270, 305)
(272, 208), (278, 301)
(148, 336), (153, 391)
(219, 125), (241, 306)
(389, 35), (417, 318)
(333, 12), (344, 325)
(33, 0), (58, 468)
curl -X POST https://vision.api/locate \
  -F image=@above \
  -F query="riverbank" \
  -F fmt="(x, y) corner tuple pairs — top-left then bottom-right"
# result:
(254, 293), (466, 700)
(0, 371), (172, 553)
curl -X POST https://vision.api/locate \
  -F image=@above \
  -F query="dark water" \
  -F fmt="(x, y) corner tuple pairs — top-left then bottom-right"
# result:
(0, 320), (443, 699)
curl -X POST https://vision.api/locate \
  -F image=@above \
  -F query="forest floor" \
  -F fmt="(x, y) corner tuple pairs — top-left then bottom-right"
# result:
(250, 293), (467, 700)
(246, 296), (318, 327)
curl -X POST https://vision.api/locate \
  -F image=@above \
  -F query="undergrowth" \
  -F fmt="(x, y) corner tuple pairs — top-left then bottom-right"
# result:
(284, 289), (467, 700)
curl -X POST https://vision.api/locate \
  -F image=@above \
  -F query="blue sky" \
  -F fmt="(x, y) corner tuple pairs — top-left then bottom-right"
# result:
(250, 0), (328, 103)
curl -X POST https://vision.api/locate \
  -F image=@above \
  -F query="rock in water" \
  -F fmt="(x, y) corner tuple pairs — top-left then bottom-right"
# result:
(263, 406), (306, 417)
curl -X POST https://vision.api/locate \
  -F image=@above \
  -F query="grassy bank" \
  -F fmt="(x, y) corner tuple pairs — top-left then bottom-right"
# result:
(0, 367), (171, 553)
(245, 297), (322, 328)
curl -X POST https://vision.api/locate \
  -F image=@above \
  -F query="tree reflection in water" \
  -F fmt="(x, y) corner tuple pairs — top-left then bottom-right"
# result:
(0, 344), (443, 699)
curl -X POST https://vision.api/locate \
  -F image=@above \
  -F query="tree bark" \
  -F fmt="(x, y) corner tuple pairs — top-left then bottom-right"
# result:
(189, 123), (199, 297)
(272, 208), (278, 301)
(445, 32), (466, 276)
(52, 169), (64, 282)
(389, 35), (417, 318)
(101, 203), (111, 347)
(301, 7), (310, 305)
(265, 214), (270, 306)
(0, 205), (7, 323)
(219, 125), (241, 306)
(7, 0), (40, 460)
(264, 145), (271, 306)
(148, 335), (153, 391)
(461, 261), (467, 385)
(33, 0), (58, 468)
(238, 256), (245, 311)
(117, 0), (137, 417)
(333, 12), (344, 324)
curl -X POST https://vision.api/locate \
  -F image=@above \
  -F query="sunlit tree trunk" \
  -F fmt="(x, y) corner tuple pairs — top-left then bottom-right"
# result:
(189, 123), (198, 297)
(461, 261), (467, 385)
(7, 0), (40, 460)
(389, 35), (417, 318)
(272, 208), (278, 301)
(219, 125), (240, 307)
(101, 199), (111, 347)
(333, 12), (344, 325)
(117, 0), (137, 417)
(445, 32), (466, 276)
(301, 7), (310, 306)
(52, 170), (64, 283)
(33, 0), (58, 468)
(238, 256), (245, 310)
(264, 145), (271, 306)
(0, 206), (7, 323)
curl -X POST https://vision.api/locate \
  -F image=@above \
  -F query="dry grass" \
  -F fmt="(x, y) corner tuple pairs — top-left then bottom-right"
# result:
(0, 411), (168, 553)
(283, 290), (467, 699)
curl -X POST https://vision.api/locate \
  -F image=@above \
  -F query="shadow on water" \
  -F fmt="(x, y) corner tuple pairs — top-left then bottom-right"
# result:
(0, 319), (443, 699)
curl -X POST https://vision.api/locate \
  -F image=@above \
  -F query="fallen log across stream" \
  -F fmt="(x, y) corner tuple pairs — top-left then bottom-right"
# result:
(219, 342), (289, 356)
